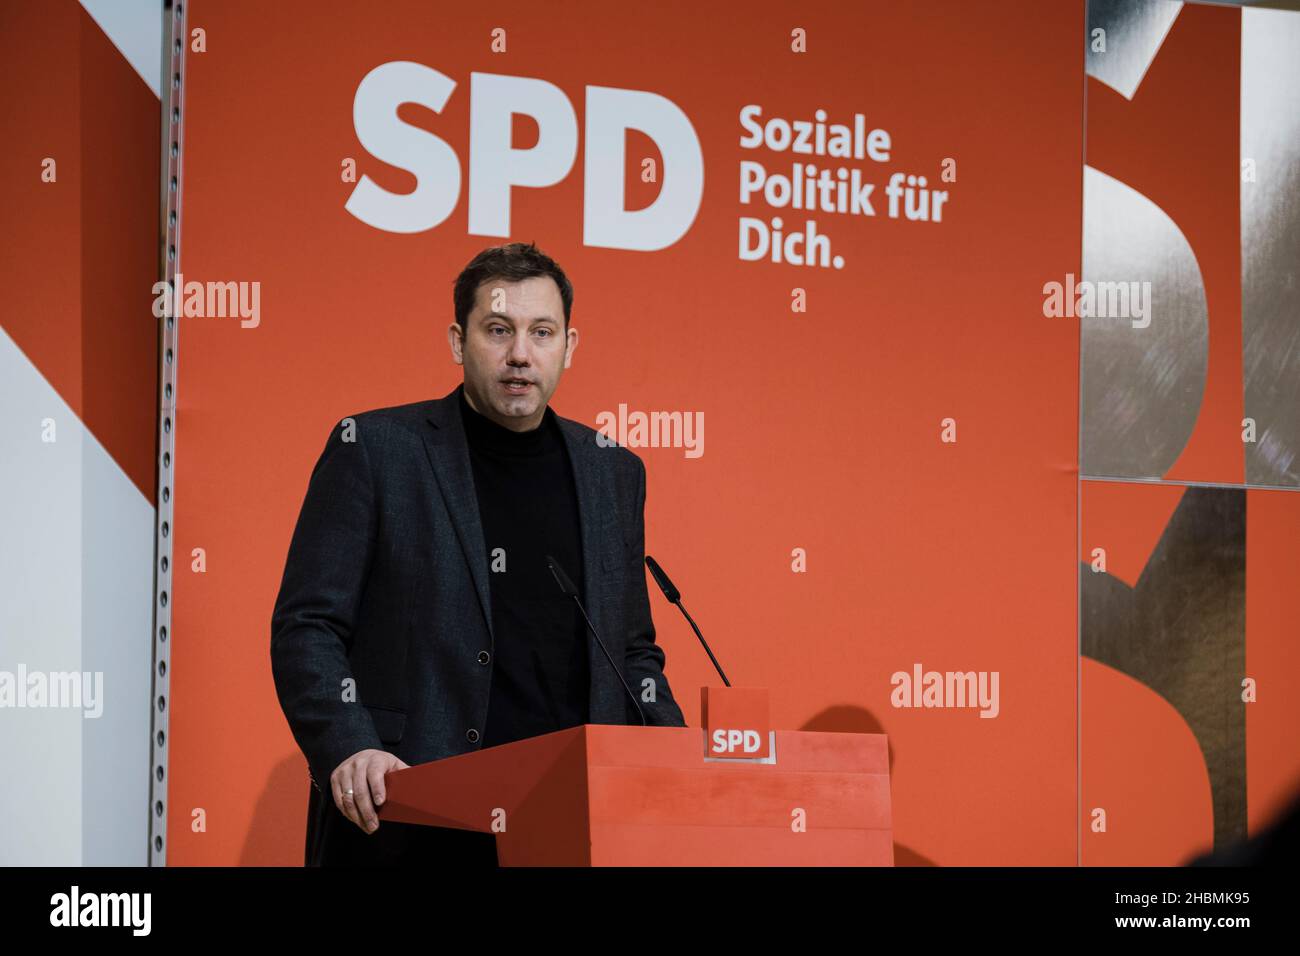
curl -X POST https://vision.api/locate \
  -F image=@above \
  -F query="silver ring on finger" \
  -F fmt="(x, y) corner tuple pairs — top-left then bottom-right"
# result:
(344, 789), (355, 798)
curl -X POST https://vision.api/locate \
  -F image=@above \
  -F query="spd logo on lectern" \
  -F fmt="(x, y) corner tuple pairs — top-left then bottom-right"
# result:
(709, 728), (764, 755)
(701, 687), (772, 761)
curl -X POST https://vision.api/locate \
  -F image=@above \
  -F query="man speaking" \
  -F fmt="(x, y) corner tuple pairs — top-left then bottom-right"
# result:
(270, 242), (686, 866)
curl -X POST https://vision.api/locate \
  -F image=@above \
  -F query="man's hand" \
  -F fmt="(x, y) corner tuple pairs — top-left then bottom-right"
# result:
(330, 749), (409, 833)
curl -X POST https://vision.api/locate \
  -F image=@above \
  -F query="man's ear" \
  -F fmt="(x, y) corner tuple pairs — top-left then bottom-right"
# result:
(447, 322), (464, 365)
(563, 326), (579, 369)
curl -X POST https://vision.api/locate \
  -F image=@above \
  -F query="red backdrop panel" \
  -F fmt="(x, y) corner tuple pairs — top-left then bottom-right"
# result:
(169, 0), (1082, 865)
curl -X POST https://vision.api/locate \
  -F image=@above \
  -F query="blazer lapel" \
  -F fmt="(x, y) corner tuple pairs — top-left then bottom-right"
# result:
(421, 384), (495, 645)
(556, 417), (606, 633)
(557, 415), (627, 721)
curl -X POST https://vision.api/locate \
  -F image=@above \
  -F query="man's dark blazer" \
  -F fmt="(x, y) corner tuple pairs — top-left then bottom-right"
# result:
(270, 382), (686, 864)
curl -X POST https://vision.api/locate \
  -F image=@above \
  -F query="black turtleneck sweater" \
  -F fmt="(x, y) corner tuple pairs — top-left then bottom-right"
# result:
(458, 385), (590, 748)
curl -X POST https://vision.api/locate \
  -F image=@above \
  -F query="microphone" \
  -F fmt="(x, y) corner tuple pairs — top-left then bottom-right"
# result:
(545, 554), (647, 726)
(644, 555), (730, 687)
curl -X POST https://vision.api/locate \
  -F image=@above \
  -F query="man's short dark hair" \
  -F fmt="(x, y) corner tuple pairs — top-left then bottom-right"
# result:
(453, 241), (574, 331)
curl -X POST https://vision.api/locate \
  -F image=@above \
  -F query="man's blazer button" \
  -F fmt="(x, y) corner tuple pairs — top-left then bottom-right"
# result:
(466, 728), (480, 743)
(477, 650), (490, 665)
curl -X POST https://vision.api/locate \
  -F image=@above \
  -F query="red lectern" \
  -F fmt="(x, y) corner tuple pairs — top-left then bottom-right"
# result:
(380, 724), (893, 866)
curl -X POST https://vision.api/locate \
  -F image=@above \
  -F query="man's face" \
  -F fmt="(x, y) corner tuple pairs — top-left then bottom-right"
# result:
(448, 275), (578, 432)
